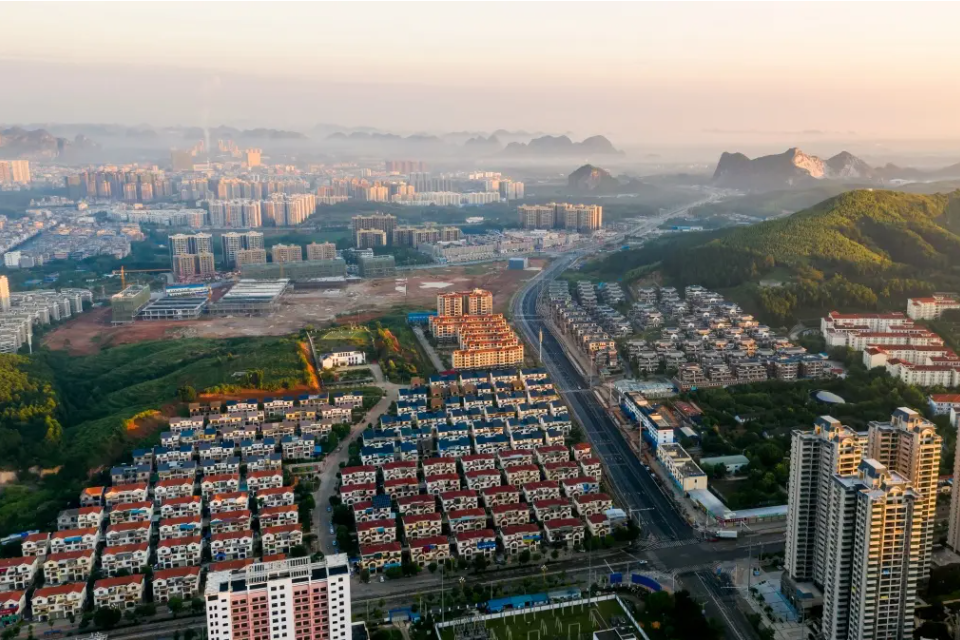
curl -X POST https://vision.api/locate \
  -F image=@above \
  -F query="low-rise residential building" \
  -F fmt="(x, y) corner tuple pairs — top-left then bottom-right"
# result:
(403, 513), (443, 540)
(578, 456), (603, 481)
(152, 566), (202, 603)
(439, 490), (479, 513)
(460, 453), (496, 473)
(504, 464), (541, 487)
(533, 498), (574, 522)
(31, 583), (87, 621)
(157, 460), (198, 480)
(246, 470), (284, 493)
(153, 478), (195, 503)
(396, 494), (436, 516)
(21, 532), (50, 557)
(491, 502), (531, 527)
(159, 516), (203, 540)
(382, 461), (418, 481)
(209, 510), (253, 535)
(383, 477), (420, 500)
(586, 513), (612, 537)
(105, 482), (149, 506)
(357, 520), (397, 546)
(109, 501), (154, 525)
(80, 486), (105, 507)
(260, 524), (303, 556)
(561, 476), (601, 499)
(656, 443), (708, 492)
(482, 485), (520, 508)
(258, 504), (299, 528)
(522, 481), (560, 503)
(497, 449), (535, 469)
(571, 443), (592, 461)
(422, 457), (458, 477)
(201, 473), (240, 497)
(105, 522), (152, 547)
(455, 529), (497, 559)
(354, 495), (396, 522)
(447, 508), (489, 533)
(543, 461), (580, 481)
(93, 574), (144, 610)
(425, 473), (461, 495)
(101, 543), (150, 576)
(43, 550), (94, 585)
(50, 528), (99, 554)
(359, 542), (403, 573)
(281, 434), (320, 460)
(341, 465), (378, 486)
(0, 557), (37, 592)
(340, 482), (377, 506)
(574, 493), (614, 517)
(156, 536), (204, 569)
(159, 496), (202, 519)
(535, 445), (570, 466)
(465, 468), (502, 491)
(210, 530), (254, 562)
(407, 535), (451, 567)
(0, 590), (25, 626)
(209, 491), (250, 514)
(543, 518), (586, 548)
(110, 464), (151, 485)
(499, 523), (542, 555)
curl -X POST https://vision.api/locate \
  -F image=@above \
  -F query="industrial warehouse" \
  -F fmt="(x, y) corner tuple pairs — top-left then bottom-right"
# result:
(110, 279), (290, 322)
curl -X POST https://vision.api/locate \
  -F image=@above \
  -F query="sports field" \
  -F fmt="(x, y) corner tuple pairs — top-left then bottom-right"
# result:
(438, 598), (632, 640)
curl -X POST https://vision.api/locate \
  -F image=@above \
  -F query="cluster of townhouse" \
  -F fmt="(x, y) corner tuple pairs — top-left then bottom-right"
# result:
(823, 309), (960, 386)
(547, 281), (620, 369)
(362, 369), (574, 467)
(343, 440), (622, 573)
(626, 285), (827, 388)
(0, 391), (368, 624)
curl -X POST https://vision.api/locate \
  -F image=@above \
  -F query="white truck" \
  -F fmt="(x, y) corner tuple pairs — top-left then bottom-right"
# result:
(714, 529), (738, 540)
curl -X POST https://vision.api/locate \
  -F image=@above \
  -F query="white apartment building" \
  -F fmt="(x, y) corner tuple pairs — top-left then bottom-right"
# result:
(93, 574), (144, 610)
(105, 522), (152, 547)
(160, 496), (203, 519)
(258, 504), (299, 528)
(43, 551), (95, 586)
(209, 491), (250, 514)
(205, 556), (352, 640)
(211, 530), (254, 562)
(0, 556), (37, 592)
(156, 536), (204, 569)
(256, 486), (295, 509)
(31, 583), (87, 621)
(159, 516), (203, 540)
(260, 524), (303, 556)
(101, 543), (150, 576)
(50, 528), (100, 555)
(907, 294), (960, 320)
(210, 510), (253, 535)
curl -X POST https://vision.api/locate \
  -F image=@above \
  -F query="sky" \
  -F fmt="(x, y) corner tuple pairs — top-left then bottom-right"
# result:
(2, 2), (960, 147)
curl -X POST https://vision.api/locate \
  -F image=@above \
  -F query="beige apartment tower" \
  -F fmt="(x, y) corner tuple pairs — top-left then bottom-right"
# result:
(306, 242), (337, 261)
(437, 289), (493, 317)
(355, 229), (387, 249)
(783, 408), (940, 640)
(270, 244), (303, 263)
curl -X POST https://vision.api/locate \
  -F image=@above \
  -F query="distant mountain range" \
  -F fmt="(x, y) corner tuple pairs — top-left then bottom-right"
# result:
(0, 127), (100, 159)
(712, 147), (960, 190)
(502, 135), (622, 157)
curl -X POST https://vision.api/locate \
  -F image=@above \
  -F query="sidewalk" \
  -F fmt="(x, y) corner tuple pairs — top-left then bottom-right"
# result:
(412, 326), (445, 371)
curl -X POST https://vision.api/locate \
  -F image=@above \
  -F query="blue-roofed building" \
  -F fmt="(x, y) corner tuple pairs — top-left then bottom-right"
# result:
(444, 397), (464, 411)
(520, 367), (549, 382)
(157, 460), (198, 480)
(462, 395), (485, 410)
(466, 407), (485, 422)
(132, 448), (153, 467)
(447, 408), (468, 423)
(429, 373), (459, 390)
(544, 429), (565, 445)
(416, 411), (448, 429)
(361, 446), (395, 466)
(364, 429), (396, 446)
(395, 401), (426, 417)
(474, 433), (510, 454)
(407, 311), (437, 325)
(397, 442), (419, 462)
(490, 369), (519, 384)
(510, 431), (543, 450)
(438, 423), (470, 439)
(437, 437), (472, 458)
(471, 420), (503, 437)
(110, 464), (151, 485)
(160, 431), (179, 447)
(459, 370), (487, 386)
(399, 387), (429, 402)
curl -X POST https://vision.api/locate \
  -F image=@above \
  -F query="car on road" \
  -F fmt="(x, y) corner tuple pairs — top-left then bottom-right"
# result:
(379, 575), (385, 583)
(638, 560), (648, 565)
(326, 505), (332, 512)
(332, 540), (338, 547)
(329, 527), (335, 535)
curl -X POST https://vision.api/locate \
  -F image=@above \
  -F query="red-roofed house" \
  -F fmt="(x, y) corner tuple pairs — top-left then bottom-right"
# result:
(408, 535), (451, 567)
(43, 550), (95, 585)
(499, 523), (542, 555)
(153, 566), (202, 602)
(93, 574), (144, 609)
(455, 529), (497, 559)
(403, 513), (443, 540)
(31, 582), (87, 621)
(543, 518), (585, 547)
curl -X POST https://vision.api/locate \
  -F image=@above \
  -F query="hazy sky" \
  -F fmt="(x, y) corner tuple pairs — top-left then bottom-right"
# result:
(2, 2), (960, 145)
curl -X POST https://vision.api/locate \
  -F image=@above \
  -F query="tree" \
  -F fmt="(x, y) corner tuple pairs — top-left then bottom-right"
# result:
(428, 562), (438, 574)
(518, 550), (531, 565)
(473, 555), (488, 573)
(135, 603), (156, 617)
(191, 597), (204, 614)
(94, 607), (122, 630)
(360, 568), (371, 583)
(290, 544), (309, 558)
(177, 386), (198, 402)
(168, 597), (184, 617)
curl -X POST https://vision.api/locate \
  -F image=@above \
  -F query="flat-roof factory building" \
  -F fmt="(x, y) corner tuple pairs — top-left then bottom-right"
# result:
(208, 279), (289, 316)
(138, 296), (208, 321)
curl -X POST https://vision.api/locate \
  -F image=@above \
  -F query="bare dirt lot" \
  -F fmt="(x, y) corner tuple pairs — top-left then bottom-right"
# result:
(43, 259), (547, 354)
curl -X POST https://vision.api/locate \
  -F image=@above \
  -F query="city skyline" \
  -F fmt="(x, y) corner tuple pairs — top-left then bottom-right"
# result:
(3, 3), (960, 145)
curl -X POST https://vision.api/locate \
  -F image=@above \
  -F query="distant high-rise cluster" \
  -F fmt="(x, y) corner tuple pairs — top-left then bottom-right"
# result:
(244, 148), (261, 168)
(169, 233), (216, 281)
(385, 159), (426, 173)
(207, 200), (262, 228)
(220, 231), (264, 268)
(66, 169), (175, 202)
(261, 193), (316, 226)
(392, 225), (462, 247)
(0, 160), (31, 184)
(783, 409), (941, 640)
(518, 203), (602, 232)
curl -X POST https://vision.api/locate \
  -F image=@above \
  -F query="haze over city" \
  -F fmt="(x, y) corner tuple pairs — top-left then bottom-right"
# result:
(3, 2), (960, 155)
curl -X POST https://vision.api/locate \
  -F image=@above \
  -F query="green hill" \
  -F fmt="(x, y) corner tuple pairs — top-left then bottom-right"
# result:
(599, 189), (960, 323)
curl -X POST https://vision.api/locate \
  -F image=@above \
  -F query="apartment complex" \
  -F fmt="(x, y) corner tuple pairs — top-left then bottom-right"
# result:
(355, 229), (387, 249)
(429, 306), (524, 370)
(783, 409), (941, 639)
(306, 242), (337, 261)
(208, 200), (263, 229)
(517, 203), (602, 232)
(393, 226), (462, 247)
(271, 244), (304, 263)
(906, 294), (960, 320)
(437, 289), (494, 317)
(221, 231), (265, 268)
(0, 160), (31, 184)
(205, 556), (352, 640)
(351, 213), (397, 246)
(169, 232), (216, 281)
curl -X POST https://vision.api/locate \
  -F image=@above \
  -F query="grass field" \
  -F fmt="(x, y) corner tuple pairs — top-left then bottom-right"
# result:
(313, 325), (374, 355)
(438, 599), (632, 640)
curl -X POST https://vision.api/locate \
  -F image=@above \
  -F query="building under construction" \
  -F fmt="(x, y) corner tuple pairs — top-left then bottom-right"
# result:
(240, 259), (346, 282)
(208, 279), (289, 316)
(138, 296), (208, 321)
(111, 284), (151, 324)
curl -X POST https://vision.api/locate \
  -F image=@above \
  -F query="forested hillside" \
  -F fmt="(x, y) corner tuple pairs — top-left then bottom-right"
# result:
(596, 190), (960, 323)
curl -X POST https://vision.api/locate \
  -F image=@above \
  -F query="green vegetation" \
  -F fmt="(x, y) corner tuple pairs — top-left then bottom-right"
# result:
(684, 350), (944, 509)
(368, 311), (437, 382)
(0, 336), (312, 536)
(690, 185), (853, 221)
(607, 190), (960, 324)
(638, 590), (723, 640)
(373, 245), (434, 266)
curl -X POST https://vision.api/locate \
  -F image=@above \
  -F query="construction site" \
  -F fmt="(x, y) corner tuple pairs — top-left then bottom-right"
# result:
(45, 259), (547, 354)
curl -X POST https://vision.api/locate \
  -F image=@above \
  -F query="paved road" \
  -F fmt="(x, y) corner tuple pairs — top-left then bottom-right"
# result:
(412, 325), (445, 371)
